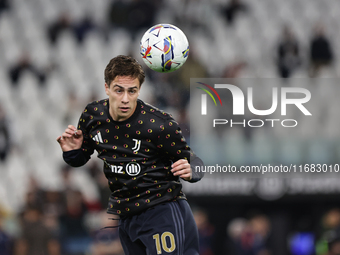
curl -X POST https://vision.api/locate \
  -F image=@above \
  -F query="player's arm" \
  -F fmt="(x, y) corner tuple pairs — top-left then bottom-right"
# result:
(171, 156), (204, 182)
(158, 118), (204, 182)
(57, 107), (94, 167)
(56, 124), (91, 167)
(56, 125), (83, 152)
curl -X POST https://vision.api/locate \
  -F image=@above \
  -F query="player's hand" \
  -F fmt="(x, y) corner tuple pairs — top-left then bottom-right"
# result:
(171, 159), (192, 181)
(56, 125), (83, 152)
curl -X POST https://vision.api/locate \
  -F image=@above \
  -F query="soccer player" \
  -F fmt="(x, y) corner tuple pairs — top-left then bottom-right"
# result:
(57, 55), (204, 255)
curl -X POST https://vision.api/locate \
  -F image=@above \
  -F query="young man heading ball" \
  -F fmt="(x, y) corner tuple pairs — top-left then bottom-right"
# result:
(57, 55), (204, 255)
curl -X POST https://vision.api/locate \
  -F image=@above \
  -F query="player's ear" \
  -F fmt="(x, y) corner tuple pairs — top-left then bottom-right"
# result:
(105, 83), (110, 96)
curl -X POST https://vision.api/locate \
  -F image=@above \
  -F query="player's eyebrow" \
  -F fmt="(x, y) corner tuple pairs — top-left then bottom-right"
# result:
(113, 84), (138, 90)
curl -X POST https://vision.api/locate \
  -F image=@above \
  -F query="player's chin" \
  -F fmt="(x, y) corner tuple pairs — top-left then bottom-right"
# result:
(117, 111), (130, 118)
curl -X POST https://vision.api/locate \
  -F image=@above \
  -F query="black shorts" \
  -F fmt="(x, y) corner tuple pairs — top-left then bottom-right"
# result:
(119, 199), (199, 255)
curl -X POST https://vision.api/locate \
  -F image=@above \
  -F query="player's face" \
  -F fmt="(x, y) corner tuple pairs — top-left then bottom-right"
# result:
(105, 76), (140, 122)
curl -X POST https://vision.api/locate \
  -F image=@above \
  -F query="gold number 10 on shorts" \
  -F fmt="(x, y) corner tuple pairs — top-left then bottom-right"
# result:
(153, 232), (176, 254)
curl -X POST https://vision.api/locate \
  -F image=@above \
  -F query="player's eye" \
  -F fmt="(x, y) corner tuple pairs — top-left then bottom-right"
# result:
(129, 89), (137, 94)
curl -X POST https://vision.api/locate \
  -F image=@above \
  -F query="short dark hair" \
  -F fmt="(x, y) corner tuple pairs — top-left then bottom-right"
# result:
(104, 55), (145, 87)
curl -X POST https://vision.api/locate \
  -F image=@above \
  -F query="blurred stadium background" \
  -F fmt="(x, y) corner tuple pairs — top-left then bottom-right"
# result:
(0, 0), (340, 254)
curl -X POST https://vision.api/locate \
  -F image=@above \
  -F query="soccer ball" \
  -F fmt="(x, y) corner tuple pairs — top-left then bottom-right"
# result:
(140, 24), (189, 73)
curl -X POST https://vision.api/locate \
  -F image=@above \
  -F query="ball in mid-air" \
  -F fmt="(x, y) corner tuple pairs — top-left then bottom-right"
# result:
(140, 24), (189, 73)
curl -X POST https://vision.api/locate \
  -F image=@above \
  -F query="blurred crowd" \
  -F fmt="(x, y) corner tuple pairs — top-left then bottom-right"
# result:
(2, 187), (340, 255)
(0, 160), (124, 255)
(276, 22), (334, 79)
(227, 214), (271, 255)
(0, 0), (339, 254)
(316, 208), (340, 255)
(3, 0), (336, 112)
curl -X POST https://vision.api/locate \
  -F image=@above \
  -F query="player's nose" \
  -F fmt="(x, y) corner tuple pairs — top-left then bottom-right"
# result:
(122, 91), (129, 103)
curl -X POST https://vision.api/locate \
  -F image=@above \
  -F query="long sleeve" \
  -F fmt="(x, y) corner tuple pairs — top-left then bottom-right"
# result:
(63, 149), (91, 167)
(63, 104), (95, 167)
(189, 156), (204, 182)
